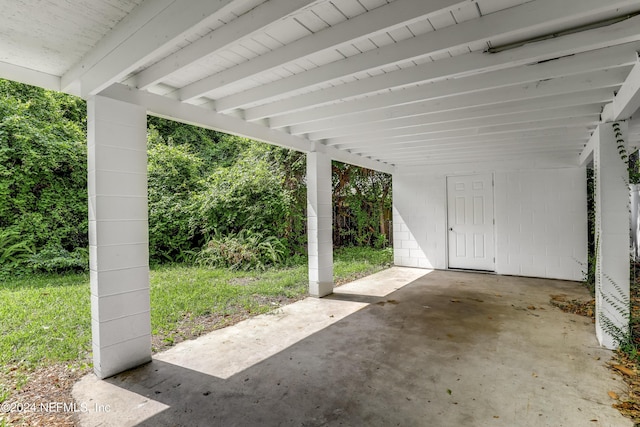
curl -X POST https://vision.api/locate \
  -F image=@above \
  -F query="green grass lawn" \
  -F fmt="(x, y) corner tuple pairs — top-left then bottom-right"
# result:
(0, 247), (392, 383)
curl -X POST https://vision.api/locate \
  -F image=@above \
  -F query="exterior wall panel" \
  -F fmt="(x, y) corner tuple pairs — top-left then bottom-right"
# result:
(393, 166), (587, 281)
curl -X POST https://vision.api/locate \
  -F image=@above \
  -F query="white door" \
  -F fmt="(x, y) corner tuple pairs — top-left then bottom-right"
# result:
(447, 174), (495, 271)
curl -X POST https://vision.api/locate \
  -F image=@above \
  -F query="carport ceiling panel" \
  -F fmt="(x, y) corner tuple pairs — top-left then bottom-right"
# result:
(5, 0), (640, 168)
(0, 0), (144, 75)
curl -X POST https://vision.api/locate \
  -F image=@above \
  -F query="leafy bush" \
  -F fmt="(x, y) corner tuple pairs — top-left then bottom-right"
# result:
(29, 245), (88, 273)
(0, 79), (87, 270)
(195, 148), (295, 243)
(197, 230), (286, 270)
(147, 128), (203, 263)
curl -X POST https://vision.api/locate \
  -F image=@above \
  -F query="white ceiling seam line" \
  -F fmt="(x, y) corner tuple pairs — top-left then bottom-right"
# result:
(177, 0), (466, 102)
(213, 0), (638, 113)
(133, 0), (326, 90)
(97, 84), (394, 174)
(251, 16), (640, 124)
(70, 0), (243, 98)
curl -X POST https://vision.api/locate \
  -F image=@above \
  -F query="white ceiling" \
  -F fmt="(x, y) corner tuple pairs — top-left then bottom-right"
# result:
(1, 0), (640, 171)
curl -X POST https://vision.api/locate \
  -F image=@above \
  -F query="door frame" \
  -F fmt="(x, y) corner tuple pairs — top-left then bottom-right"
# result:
(445, 173), (496, 272)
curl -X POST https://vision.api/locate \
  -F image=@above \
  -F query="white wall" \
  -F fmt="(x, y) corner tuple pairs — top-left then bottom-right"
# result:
(393, 161), (587, 281)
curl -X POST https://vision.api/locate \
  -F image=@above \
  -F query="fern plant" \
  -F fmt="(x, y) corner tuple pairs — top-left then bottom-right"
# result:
(0, 228), (33, 272)
(598, 273), (635, 357)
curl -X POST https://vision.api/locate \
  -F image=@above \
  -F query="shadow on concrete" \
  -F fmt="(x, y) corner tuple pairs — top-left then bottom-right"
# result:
(79, 270), (630, 427)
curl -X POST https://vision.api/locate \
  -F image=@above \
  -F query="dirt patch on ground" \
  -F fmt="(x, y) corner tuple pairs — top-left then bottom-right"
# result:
(1, 363), (90, 426)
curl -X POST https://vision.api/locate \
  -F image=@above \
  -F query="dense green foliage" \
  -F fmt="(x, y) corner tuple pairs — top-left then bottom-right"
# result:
(145, 118), (307, 265)
(0, 80), (392, 274)
(333, 162), (392, 248)
(0, 80), (87, 275)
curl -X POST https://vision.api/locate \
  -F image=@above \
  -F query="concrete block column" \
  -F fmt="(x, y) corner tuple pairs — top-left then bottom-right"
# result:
(594, 121), (630, 349)
(87, 96), (151, 378)
(307, 151), (333, 297)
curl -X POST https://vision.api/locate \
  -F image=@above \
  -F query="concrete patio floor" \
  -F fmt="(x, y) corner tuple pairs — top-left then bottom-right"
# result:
(73, 267), (631, 426)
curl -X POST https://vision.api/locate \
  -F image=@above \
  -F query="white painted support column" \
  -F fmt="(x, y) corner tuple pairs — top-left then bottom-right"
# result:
(594, 121), (630, 349)
(88, 96), (151, 379)
(307, 151), (333, 297)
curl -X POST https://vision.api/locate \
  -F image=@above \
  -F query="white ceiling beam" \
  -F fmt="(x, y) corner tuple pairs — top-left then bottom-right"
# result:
(384, 146), (584, 165)
(60, 0), (173, 95)
(381, 140), (586, 157)
(350, 133), (591, 159)
(354, 135), (590, 158)
(65, 0), (240, 98)
(0, 61), (60, 91)
(216, 0), (638, 112)
(133, 0), (323, 90)
(249, 15), (640, 122)
(292, 87), (614, 137)
(317, 70), (624, 145)
(381, 143), (585, 160)
(305, 90), (612, 140)
(178, 0), (464, 101)
(321, 104), (601, 145)
(339, 119), (597, 151)
(348, 129), (590, 153)
(333, 116), (599, 148)
(98, 84), (393, 174)
(270, 28), (640, 131)
(602, 54), (640, 121)
(395, 151), (580, 167)
(579, 130), (599, 165)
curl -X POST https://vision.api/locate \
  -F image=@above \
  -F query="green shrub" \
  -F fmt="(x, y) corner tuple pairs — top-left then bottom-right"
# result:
(0, 79), (87, 274)
(29, 245), (88, 273)
(147, 131), (203, 263)
(197, 230), (286, 270)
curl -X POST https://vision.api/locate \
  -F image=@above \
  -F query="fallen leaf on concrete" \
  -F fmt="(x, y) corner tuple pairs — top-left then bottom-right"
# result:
(608, 391), (619, 400)
(613, 365), (635, 377)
